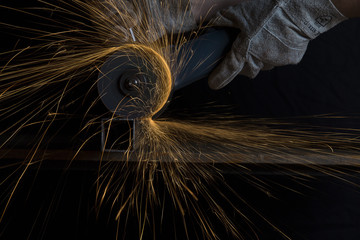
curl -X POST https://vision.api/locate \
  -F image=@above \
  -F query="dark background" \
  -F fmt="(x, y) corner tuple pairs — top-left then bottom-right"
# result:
(1, 1), (360, 239)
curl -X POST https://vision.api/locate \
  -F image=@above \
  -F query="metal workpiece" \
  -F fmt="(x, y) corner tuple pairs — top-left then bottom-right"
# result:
(1, 148), (360, 167)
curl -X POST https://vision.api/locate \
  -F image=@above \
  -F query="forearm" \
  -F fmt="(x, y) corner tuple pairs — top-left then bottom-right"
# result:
(191, 0), (360, 21)
(190, 0), (240, 22)
(331, 0), (360, 17)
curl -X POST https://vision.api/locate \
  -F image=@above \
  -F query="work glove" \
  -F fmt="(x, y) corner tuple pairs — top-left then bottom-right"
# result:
(208, 0), (347, 90)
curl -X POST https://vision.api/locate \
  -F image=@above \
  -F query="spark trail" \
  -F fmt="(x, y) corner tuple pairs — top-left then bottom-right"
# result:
(0, 1), (360, 239)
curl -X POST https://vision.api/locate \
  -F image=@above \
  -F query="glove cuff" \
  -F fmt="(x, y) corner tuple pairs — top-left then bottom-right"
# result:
(283, 0), (347, 39)
(147, 0), (197, 34)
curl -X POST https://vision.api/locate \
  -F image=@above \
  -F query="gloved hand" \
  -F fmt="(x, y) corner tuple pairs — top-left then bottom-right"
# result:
(208, 0), (347, 90)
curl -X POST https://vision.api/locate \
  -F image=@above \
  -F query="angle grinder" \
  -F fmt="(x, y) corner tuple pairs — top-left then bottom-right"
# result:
(97, 28), (234, 119)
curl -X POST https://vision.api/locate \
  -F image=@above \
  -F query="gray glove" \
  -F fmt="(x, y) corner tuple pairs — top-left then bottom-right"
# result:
(208, 0), (347, 90)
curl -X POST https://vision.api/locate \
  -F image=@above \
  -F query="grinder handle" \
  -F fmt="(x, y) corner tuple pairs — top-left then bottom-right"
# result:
(174, 28), (236, 90)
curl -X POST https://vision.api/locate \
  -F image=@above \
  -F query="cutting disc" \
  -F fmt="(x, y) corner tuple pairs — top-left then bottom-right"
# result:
(97, 45), (172, 119)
